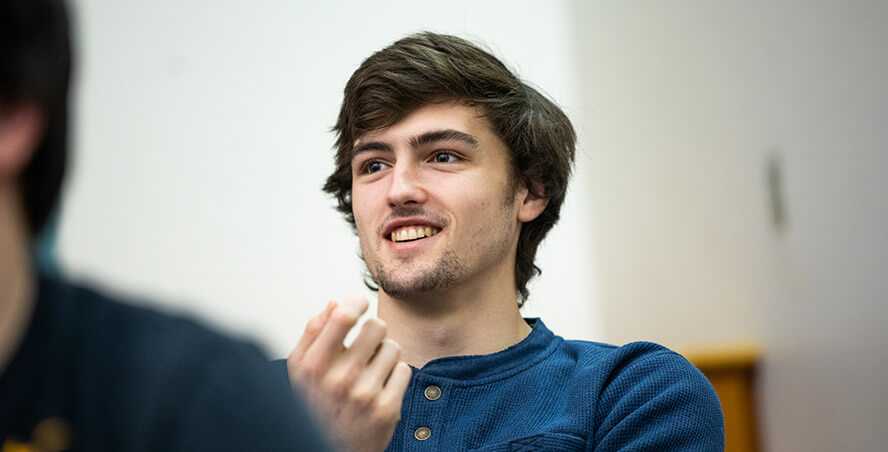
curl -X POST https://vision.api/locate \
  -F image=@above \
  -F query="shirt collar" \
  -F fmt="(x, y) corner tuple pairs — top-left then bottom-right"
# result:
(414, 318), (561, 384)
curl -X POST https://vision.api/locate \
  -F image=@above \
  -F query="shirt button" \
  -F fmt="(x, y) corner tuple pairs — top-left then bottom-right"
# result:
(414, 426), (432, 441)
(423, 384), (442, 401)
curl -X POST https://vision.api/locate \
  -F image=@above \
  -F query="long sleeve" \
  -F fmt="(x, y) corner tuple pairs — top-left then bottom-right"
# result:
(591, 348), (724, 451)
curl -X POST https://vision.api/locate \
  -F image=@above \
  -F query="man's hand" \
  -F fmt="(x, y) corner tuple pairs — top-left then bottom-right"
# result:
(287, 297), (411, 452)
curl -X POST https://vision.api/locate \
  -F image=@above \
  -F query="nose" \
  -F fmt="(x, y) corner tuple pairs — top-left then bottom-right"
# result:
(386, 160), (427, 207)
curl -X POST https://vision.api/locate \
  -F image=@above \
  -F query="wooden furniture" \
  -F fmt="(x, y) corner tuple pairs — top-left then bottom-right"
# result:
(682, 344), (762, 452)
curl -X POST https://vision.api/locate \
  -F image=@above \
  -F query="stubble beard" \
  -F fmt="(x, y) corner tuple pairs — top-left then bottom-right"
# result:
(371, 248), (468, 299)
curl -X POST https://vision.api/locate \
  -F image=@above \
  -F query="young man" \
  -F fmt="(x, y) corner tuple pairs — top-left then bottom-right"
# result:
(0, 1), (331, 450)
(287, 33), (724, 451)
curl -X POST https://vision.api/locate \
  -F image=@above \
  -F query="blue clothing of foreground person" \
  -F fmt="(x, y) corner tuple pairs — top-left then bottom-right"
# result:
(0, 275), (331, 452)
(0, 0), (330, 450)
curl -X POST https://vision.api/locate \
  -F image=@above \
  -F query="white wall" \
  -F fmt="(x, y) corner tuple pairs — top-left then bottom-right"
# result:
(59, 0), (599, 357)
(575, 1), (887, 450)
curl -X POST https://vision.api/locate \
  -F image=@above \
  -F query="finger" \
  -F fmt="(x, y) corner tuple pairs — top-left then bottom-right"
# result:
(378, 361), (412, 408)
(289, 300), (336, 364)
(304, 296), (369, 368)
(342, 318), (387, 368)
(354, 338), (402, 394)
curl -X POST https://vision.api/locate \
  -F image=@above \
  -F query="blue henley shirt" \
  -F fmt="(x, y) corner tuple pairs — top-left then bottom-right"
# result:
(382, 318), (724, 451)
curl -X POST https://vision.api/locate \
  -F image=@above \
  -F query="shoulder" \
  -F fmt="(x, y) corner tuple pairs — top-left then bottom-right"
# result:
(53, 276), (227, 342)
(46, 276), (259, 384)
(39, 275), (330, 451)
(554, 338), (720, 410)
(561, 339), (704, 382)
(557, 338), (724, 451)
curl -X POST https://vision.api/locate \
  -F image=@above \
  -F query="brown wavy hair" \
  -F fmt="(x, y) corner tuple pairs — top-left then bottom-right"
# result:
(324, 32), (576, 306)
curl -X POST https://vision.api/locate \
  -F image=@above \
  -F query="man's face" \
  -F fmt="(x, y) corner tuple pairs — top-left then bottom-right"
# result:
(350, 102), (529, 298)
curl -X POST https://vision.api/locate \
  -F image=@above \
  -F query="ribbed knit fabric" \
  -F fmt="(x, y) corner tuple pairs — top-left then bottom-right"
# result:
(384, 319), (724, 451)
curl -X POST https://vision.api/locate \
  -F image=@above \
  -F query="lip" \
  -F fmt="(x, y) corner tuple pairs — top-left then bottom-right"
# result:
(382, 217), (445, 240)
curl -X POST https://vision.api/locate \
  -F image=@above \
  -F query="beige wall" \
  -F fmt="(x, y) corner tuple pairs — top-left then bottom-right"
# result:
(574, 1), (887, 450)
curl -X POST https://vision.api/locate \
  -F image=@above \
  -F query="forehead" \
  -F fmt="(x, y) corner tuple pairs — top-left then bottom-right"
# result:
(354, 102), (496, 147)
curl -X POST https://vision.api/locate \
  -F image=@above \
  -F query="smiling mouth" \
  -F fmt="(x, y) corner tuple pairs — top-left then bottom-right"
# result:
(390, 226), (441, 243)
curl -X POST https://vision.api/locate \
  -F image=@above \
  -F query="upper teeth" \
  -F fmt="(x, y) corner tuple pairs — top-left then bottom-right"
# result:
(391, 226), (440, 242)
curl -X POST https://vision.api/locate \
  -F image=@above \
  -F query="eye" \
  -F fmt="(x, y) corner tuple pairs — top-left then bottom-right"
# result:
(361, 160), (389, 174)
(431, 151), (461, 164)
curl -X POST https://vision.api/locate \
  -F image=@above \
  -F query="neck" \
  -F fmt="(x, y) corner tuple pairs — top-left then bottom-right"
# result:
(377, 258), (531, 368)
(0, 186), (35, 372)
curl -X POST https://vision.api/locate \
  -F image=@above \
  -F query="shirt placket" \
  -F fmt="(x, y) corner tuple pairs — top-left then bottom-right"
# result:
(402, 372), (449, 452)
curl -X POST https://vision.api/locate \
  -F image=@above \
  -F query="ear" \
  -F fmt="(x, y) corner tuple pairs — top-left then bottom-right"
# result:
(0, 104), (44, 179)
(516, 179), (549, 223)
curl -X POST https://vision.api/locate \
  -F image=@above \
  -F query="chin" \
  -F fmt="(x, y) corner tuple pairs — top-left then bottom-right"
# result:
(377, 272), (454, 298)
(373, 250), (466, 297)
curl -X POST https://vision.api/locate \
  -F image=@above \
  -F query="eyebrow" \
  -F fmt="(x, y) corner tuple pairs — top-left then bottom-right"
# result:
(351, 128), (479, 159)
(351, 141), (392, 157)
(409, 129), (479, 149)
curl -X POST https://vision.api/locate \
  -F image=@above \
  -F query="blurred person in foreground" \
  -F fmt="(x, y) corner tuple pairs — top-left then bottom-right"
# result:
(0, 1), (331, 450)
(283, 33), (725, 451)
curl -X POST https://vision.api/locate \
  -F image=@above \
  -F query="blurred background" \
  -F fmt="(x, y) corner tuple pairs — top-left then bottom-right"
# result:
(47, 1), (885, 451)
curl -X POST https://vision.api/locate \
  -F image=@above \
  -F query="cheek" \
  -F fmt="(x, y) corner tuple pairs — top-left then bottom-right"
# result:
(458, 179), (511, 214)
(350, 204), (372, 243)
(354, 222), (378, 260)
(441, 174), (492, 206)
(457, 192), (501, 236)
(351, 186), (380, 224)
(353, 211), (376, 244)
(352, 192), (390, 252)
